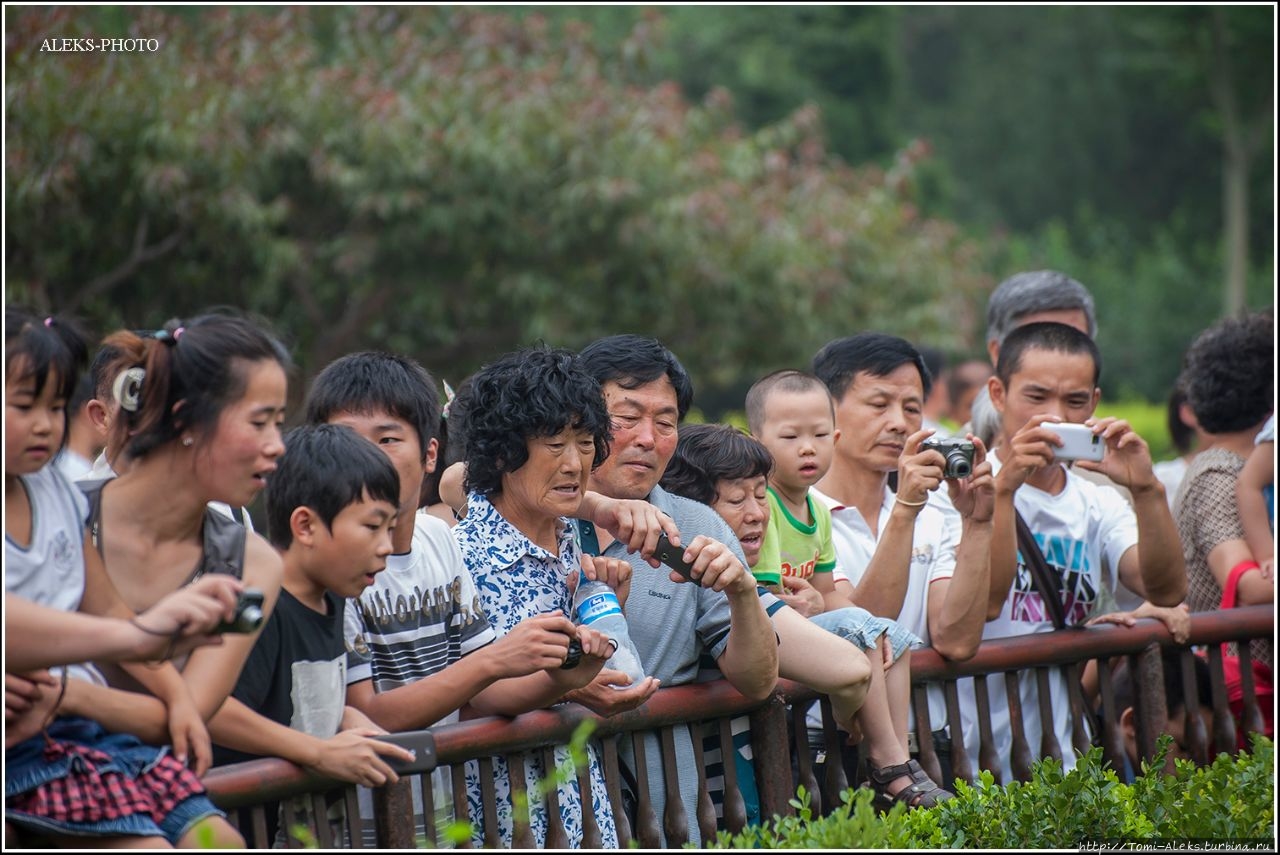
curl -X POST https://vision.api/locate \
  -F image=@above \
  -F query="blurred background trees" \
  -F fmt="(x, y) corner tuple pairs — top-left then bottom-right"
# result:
(5, 5), (1273, 416)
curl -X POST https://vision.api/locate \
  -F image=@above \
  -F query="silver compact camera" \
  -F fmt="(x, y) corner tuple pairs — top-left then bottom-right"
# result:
(921, 437), (976, 479)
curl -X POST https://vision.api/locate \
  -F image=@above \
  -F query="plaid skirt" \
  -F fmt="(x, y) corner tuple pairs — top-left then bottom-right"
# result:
(6, 717), (223, 842)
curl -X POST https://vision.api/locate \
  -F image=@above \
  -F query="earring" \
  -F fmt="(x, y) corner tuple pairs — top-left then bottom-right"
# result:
(182, 436), (194, 447)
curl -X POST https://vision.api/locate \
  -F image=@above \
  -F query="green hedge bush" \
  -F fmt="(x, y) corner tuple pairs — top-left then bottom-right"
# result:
(704, 735), (1274, 849)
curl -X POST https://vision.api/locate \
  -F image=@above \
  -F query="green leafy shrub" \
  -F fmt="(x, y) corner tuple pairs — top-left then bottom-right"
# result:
(704, 735), (1274, 849)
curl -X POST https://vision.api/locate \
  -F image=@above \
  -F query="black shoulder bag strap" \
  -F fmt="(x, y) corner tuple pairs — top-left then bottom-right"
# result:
(1015, 510), (1101, 746)
(1014, 510), (1069, 631)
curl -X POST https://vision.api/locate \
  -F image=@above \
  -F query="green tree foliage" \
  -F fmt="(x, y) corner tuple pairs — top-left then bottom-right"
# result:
(987, 209), (1274, 401)
(5, 6), (988, 405)
(523, 6), (901, 168)
(518, 6), (1274, 400)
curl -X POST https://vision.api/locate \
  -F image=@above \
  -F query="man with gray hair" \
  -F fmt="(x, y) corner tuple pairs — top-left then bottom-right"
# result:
(983, 269), (1097, 364)
(968, 269), (1099, 450)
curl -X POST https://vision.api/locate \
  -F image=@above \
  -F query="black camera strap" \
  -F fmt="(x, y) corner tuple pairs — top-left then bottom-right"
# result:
(1014, 511), (1069, 631)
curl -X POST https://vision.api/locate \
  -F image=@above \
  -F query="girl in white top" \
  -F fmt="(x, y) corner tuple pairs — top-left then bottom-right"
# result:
(5, 308), (243, 848)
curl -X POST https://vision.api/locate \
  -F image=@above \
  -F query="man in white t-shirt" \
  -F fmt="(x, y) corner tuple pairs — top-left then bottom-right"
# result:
(973, 321), (1187, 783)
(811, 332), (995, 784)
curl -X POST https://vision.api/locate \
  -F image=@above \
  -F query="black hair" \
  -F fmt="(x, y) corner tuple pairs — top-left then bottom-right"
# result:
(304, 351), (441, 462)
(1179, 311), (1273, 435)
(811, 332), (932, 401)
(68, 370), (95, 415)
(744, 369), (833, 436)
(89, 341), (126, 402)
(420, 376), (472, 509)
(440, 376), (474, 471)
(578, 334), (695, 420)
(265, 424), (400, 550)
(917, 345), (947, 387)
(1111, 649), (1211, 722)
(103, 311), (291, 461)
(995, 322), (1102, 386)
(1165, 386), (1195, 457)
(660, 422), (774, 507)
(5, 308), (90, 453)
(462, 346), (611, 496)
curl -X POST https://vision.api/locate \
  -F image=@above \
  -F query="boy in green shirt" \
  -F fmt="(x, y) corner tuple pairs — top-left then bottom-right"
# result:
(746, 369), (949, 807)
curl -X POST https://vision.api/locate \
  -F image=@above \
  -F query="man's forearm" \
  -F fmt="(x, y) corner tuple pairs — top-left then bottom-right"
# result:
(469, 670), (583, 717)
(350, 652), (501, 732)
(987, 491), (1019, 618)
(1130, 485), (1187, 606)
(850, 507), (917, 618)
(931, 520), (993, 660)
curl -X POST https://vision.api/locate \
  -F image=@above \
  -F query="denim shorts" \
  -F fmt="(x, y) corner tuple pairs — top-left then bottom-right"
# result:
(810, 606), (920, 662)
(5, 717), (224, 843)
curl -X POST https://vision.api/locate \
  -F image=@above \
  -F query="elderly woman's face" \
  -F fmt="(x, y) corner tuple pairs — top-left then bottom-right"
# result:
(502, 424), (597, 521)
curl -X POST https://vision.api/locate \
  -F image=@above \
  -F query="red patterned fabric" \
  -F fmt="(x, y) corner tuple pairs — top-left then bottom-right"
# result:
(8, 739), (205, 825)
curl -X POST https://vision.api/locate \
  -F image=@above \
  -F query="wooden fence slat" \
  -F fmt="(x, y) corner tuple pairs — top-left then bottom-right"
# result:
(199, 608), (1272, 851)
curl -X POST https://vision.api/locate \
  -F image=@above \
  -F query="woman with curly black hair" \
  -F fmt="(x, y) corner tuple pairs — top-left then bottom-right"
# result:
(1175, 310), (1274, 672)
(452, 345), (635, 848)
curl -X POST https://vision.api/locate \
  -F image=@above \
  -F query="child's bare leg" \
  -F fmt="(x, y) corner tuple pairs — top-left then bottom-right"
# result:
(175, 816), (245, 850)
(774, 606), (871, 729)
(854, 645), (912, 786)
(860, 637), (952, 803)
(883, 641), (912, 753)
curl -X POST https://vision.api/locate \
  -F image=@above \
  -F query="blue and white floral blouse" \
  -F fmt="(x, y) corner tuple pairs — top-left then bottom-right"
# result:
(453, 492), (619, 849)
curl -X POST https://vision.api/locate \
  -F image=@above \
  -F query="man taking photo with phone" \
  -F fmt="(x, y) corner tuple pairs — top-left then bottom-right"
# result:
(966, 321), (1187, 783)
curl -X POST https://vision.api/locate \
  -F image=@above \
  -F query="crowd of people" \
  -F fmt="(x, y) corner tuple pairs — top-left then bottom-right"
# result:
(4, 268), (1273, 849)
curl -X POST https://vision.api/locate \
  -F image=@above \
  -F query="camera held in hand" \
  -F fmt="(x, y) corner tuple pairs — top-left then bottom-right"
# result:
(214, 589), (266, 634)
(921, 437), (976, 479)
(560, 637), (584, 670)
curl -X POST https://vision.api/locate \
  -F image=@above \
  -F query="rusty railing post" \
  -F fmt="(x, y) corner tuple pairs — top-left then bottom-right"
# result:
(750, 692), (795, 822)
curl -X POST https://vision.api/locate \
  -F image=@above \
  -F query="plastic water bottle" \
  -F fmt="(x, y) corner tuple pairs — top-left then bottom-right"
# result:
(571, 579), (647, 688)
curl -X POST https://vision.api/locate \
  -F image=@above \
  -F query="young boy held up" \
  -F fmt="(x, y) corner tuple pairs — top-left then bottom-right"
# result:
(664, 415), (950, 810)
(745, 370), (954, 806)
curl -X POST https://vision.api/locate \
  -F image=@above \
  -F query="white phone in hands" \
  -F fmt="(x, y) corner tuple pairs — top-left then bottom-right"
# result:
(1041, 422), (1105, 462)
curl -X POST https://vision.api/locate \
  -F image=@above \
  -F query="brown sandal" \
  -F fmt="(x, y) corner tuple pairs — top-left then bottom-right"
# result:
(868, 759), (954, 811)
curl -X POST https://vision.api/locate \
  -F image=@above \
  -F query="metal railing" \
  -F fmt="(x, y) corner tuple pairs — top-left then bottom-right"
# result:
(204, 605), (1274, 848)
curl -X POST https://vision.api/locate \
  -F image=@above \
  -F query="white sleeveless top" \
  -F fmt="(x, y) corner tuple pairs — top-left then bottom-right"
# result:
(4, 465), (105, 685)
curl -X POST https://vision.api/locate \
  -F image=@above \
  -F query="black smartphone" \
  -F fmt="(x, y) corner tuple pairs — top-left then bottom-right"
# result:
(374, 730), (438, 775)
(655, 531), (697, 582)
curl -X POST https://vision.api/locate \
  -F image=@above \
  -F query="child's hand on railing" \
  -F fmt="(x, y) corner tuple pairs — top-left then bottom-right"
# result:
(1086, 602), (1190, 644)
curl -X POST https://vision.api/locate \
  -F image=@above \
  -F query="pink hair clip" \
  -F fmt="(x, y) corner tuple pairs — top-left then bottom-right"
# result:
(43, 317), (54, 327)
(173, 326), (185, 341)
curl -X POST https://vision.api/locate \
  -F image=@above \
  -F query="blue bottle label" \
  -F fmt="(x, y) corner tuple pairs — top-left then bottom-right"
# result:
(576, 591), (622, 625)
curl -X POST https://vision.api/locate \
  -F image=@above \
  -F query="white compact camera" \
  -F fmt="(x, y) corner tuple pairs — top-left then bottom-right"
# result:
(1040, 422), (1105, 462)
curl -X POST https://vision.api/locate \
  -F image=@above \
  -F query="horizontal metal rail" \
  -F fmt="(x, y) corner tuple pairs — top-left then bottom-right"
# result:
(204, 606), (1273, 847)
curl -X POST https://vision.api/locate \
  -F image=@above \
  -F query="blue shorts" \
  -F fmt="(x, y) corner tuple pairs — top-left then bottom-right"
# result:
(809, 606), (920, 661)
(5, 717), (224, 843)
